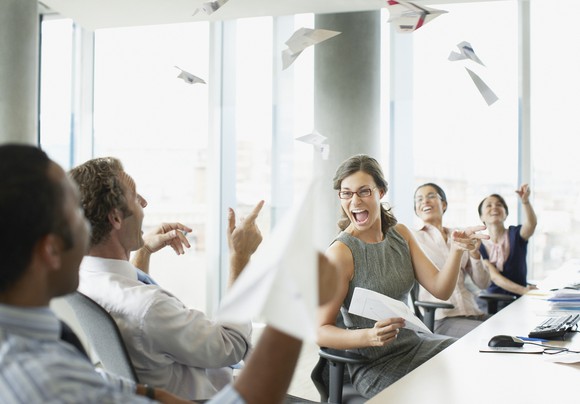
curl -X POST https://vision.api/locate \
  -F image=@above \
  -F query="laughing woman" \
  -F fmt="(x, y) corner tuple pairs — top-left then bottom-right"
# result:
(414, 183), (491, 338)
(318, 154), (488, 398)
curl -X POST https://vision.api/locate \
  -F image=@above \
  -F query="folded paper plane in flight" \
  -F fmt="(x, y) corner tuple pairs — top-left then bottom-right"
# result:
(192, 0), (228, 16)
(448, 41), (485, 66)
(216, 179), (323, 341)
(295, 130), (330, 160)
(282, 28), (341, 70)
(386, 0), (448, 33)
(465, 67), (498, 106)
(174, 66), (206, 85)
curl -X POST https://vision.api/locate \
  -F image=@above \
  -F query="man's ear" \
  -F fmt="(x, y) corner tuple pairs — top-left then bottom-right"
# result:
(38, 234), (62, 270)
(108, 208), (123, 230)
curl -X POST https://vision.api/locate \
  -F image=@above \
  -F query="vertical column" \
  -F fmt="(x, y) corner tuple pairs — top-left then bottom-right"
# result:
(0, 0), (38, 144)
(314, 11), (381, 246)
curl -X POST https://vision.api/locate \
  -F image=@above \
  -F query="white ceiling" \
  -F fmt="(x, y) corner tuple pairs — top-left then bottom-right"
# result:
(39, 0), (499, 31)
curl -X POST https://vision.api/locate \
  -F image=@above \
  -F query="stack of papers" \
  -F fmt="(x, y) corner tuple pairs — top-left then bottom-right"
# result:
(547, 289), (580, 311)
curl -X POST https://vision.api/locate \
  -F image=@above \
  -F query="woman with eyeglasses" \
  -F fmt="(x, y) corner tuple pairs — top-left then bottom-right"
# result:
(318, 154), (489, 398)
(413, 183), (491, 338)
(477, 185), (538, 306)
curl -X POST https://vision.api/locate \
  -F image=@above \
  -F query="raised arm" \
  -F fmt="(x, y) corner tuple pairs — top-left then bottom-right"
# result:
(227, 200), (264, 287)
(401, 223), (489, 300)
(317, 241), (404, 351)
(516, 184), (537, 240)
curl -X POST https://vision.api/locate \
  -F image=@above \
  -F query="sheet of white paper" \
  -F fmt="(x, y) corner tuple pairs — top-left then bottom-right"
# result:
(282, 28), (341, 70)
(448, 41), (485, 66)
(348, 287), (432, 334)
(386, 0), (447, 33)
(216, 179), (322, 341)
(174, 66), (206, 85)
(465, 67), (498, 106)
(543, 352), (580, 363)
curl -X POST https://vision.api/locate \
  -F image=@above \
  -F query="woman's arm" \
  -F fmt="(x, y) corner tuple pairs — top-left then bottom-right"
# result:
(516, 184), (537, 240)
(399, 224), (488, 300)
(317, 242), (404, 350)
(483, 260), (534, 296)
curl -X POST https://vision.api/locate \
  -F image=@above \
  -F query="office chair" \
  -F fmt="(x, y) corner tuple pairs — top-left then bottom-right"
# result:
(410, 281), (454, 332)
(63, 291), (139, 382)
(310, 307), (368, 404)
(477, 291), (517, 314)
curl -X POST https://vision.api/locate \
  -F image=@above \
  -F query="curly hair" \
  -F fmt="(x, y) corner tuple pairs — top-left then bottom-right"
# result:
(69, 157), (132, 246)
(333, 154), (397, 235)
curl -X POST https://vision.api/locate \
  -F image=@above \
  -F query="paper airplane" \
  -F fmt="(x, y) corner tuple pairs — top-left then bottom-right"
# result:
(448, 41), (485, 66)
(216, 179), (322, 341)
(192, 0), (228, 16)
(295, 131), (330, 160)
(174, 66), (206, 85)
(386, 0), (448, 33)
(282, 28), (341, 70)
(465, 67), (498, 106)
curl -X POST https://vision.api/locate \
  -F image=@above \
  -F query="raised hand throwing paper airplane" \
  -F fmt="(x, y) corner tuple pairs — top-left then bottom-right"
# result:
(448, 41), (485, 66)
(216, 179), (323, 341)
(295, 130), (330, 160)
(386, 0), (447, 33)
(174, 66), (206, 85)
(282, 27), (341, 70)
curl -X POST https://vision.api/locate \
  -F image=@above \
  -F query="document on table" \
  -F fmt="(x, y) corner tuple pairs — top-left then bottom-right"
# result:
(348, 287), (432, 334)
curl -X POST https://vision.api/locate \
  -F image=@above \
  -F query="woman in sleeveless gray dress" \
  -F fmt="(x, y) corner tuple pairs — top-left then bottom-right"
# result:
(319, 155), (488, 398)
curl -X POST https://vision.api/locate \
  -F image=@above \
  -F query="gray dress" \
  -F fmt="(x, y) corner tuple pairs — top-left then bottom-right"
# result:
(334, 228), (456, 398)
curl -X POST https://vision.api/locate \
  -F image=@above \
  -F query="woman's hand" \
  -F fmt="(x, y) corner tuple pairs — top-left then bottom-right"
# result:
(451, 225), (490, 253)
(367, 318), (405, 347)
(516, 184), (531, 204)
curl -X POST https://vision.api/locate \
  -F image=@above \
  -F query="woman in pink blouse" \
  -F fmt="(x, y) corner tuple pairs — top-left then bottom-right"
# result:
(414, 183), (491, 337)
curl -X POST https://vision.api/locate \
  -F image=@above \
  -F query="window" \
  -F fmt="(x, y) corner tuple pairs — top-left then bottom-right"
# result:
(94, 22), (210, 310)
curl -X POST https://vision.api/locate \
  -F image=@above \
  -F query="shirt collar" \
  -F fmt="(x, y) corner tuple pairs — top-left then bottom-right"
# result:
(81, 256), (139, 281)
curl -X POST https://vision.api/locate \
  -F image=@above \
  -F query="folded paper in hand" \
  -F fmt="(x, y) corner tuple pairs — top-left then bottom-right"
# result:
(348, 287), (432, 334)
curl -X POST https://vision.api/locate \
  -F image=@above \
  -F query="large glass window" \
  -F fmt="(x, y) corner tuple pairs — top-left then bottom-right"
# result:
(40, 18), (74, 169)
(94, 22), (210, 310)
(412, 2), (519, 234)
(531, 0), (580, 279)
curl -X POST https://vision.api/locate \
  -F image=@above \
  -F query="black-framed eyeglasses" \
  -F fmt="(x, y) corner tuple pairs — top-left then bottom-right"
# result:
(338, 187), (377, 200)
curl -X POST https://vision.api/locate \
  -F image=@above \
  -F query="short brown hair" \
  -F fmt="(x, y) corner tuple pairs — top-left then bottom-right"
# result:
(69, 157), (131, 246)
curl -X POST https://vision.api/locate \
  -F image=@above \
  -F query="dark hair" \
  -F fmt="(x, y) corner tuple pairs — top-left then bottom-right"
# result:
(414, 182), (447, 214)
(333, 154), (397, 235)
(478, 193), (509, 217)
(0, 144), (70, 292)
(69, 157), (131, 246)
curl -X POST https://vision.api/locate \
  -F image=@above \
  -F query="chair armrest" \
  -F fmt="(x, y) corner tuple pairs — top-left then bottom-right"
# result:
(478, 293), (517, 302)
(414, 300), (454, 310)
(319, 347), (369, 365)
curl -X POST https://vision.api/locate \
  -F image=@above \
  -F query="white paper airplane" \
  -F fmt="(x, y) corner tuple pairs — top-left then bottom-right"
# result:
(216, 179), (323, 341)
(465, 67), (498, 106)
(295, 130), (330, 160)
(174, 66), (206, 85)
(282, 28), (341, 70)
(192, 0), (228, 16)
(386, 0), (448, 33)
(448, 41), (485, 66)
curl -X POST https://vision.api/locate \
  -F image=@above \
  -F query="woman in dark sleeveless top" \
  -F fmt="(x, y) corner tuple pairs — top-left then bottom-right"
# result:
(318, 154), (488, 398)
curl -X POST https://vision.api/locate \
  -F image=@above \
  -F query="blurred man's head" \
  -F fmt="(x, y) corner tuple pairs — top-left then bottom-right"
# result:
(0, 144), (90, 303)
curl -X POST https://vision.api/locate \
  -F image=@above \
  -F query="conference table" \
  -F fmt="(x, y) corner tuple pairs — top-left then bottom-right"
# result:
(368, 262), (580, 404)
